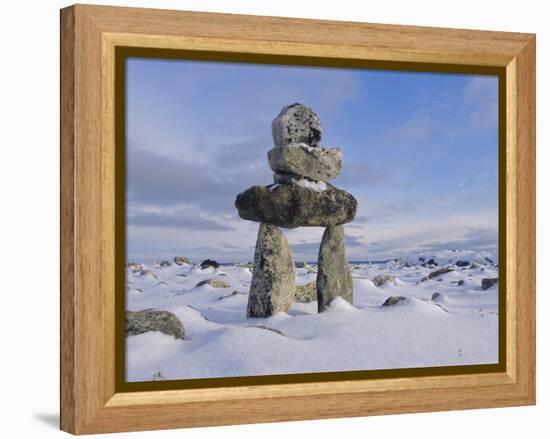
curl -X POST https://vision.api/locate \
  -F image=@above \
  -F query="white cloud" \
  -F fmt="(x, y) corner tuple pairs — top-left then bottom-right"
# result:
(463, 76), (499, 129)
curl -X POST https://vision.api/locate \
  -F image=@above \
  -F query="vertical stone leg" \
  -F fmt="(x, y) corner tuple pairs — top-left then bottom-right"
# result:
(316, 225), (353, 312)
(247, 223), (296, 318)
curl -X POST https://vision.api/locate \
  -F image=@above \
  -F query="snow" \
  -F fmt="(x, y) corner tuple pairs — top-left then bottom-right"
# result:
(125, 252), (499, 382)
(290, 142), (317, 151)
(399, 248), (498, 266)
(295, 179), (327, 192)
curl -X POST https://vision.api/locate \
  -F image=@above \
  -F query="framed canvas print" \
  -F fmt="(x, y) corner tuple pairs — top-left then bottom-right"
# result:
(60, 4), (536, 434)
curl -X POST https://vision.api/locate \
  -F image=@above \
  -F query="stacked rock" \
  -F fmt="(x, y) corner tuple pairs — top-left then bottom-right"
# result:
(235, 103), (357, 317)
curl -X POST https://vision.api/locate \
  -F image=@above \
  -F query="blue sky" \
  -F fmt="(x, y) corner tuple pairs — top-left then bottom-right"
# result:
(126, 57), (499, 263)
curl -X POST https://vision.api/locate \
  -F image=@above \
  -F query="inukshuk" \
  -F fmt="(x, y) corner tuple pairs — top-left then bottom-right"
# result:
(235, 103), (358, 317)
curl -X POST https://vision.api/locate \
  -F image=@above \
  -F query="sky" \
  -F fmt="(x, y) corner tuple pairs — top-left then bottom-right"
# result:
(125, 57), (499, 263)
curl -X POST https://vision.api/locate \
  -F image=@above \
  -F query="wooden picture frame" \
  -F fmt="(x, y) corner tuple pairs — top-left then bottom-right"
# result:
(60, 4), (536, 434)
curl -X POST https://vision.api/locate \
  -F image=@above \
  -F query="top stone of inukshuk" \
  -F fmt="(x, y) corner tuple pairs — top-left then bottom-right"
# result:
(235, 103), (357, 228)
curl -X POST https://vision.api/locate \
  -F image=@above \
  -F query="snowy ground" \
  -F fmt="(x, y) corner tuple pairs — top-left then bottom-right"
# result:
(125, 249), (499, 382)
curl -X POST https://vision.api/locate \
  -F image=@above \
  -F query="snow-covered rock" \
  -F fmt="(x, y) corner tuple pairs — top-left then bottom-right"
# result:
(173, 255), (191, 265)
(372, 274), (397, 287)
(126, 309), (185, 340)
(195, 279), (231, 288)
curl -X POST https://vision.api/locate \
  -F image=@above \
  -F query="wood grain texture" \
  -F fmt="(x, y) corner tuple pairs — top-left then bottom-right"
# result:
(82, 4), (530, 66)
(60, 6), (75, 433)
(512, 37), (536, 399)
(505, 58), (518, 380)
(60, 4), (536, 434)
(75, 8), (104, 430)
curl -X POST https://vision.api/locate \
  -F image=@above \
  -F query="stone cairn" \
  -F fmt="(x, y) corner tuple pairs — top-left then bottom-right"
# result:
(235, 103), (358, 317)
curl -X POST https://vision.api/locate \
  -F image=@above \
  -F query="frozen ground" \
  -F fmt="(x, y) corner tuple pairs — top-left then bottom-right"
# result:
(125, 249), (499, 382)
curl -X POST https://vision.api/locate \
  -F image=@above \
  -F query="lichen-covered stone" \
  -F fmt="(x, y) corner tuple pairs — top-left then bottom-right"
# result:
(272, 103), (322, 147)
(372, 274), (397, 287)
(268, 144), (342, 181)
(316, 225), (353, 312)
(134, 268), (158, 279)
(247, 223), (296, 318)
(195, 279), (231, 288)
(235, 183), (357, 228)
(420, 266), (454, 281)
(273, 172), (301, 185)
(382, 296), (406, 306)
(125, 309), (185, 339)
(173, 255), (191, 265)
(295, 281), (317, 303)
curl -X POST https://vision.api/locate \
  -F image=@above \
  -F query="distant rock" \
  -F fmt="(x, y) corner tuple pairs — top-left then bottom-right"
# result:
(173, 256), (191, 265)
(431, 292), (441, 301)
(271, 103), (322, 148)
(372, 274), (397, 287)
(159, 260), (171, 267)
(317, 225), (353, 312)
(456, 260), (470, 267)
(481, 278), (498, 290)
(235, 182), (357, 228)
(126, 262), (141, 270)
(135, 268), (158, 279)
(200, 259), (219, 269)
(421, 266), (454, 281)
(457, 279), (465, 286)
(485, 257), (494, 264)
(195, 279), (231, 288)
(382, 296), (406, 306)
(247, 223), (296, 318)
(295, 281), (316, 303)
(125, 309), (185, 339)
(295, 262), (311, 269)
(268, 144), (342, 181)
(236, 262), (254, 268)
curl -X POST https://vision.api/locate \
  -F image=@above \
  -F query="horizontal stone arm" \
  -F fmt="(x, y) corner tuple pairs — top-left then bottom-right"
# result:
(235, 183), (357, 228)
